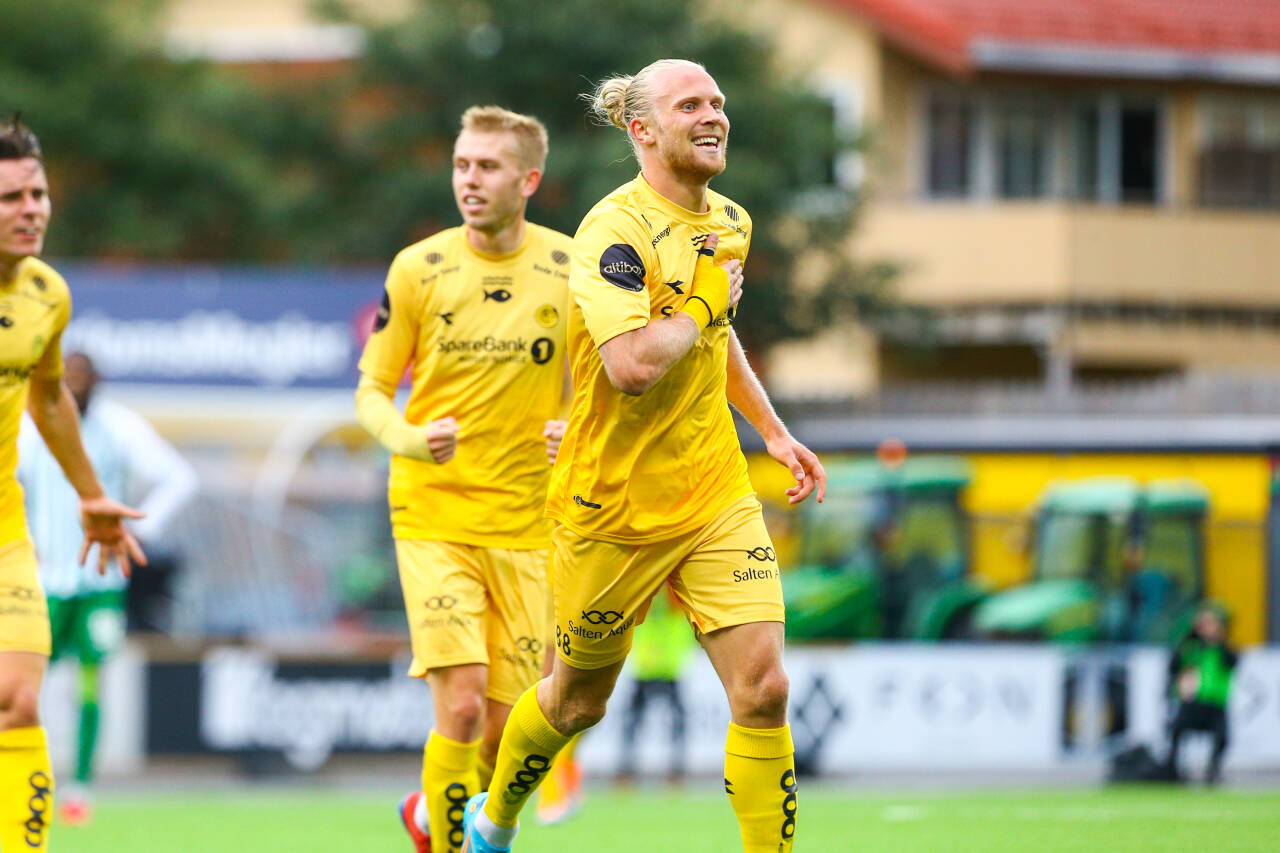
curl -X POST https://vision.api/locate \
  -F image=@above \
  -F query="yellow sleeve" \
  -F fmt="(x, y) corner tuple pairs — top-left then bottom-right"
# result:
(569, 211), (654, 348)
(354, 373), (433, 461)
(31, 283), (70, 382)
(357, 256), (420, 386)
(355, 255), (433, 461)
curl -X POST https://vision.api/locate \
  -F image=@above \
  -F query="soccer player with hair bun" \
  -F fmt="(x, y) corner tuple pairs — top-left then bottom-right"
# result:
(0, 115), (146, 852)
(462, 60), (826, 853)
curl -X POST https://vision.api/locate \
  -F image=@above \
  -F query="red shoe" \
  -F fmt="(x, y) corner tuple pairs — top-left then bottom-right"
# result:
(59, 794), (93, 827)
(398, 791), (432, 852)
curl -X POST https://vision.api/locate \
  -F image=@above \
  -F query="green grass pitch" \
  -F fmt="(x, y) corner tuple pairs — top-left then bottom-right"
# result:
(57, 785), (1280, 852)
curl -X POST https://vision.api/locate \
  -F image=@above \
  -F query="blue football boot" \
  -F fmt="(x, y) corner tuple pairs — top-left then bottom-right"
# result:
(460, 792), (512, 853)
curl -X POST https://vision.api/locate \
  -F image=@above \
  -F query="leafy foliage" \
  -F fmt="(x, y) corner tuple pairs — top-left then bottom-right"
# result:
(1, 0), (891, 351)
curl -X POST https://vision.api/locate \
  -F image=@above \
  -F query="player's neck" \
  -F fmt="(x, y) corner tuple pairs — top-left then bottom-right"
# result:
(641, 167), (709, 214)
(0, 254), (20, 284)
(466, 217), (526, 256)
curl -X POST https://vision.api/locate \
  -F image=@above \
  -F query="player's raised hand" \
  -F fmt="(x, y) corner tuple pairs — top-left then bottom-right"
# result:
(543, 419), (567, 465)
(722, 257), (743, 313)
(78, 495), (147, 578)
(766, 433), (827, 505)
(425, 416), (460, 464)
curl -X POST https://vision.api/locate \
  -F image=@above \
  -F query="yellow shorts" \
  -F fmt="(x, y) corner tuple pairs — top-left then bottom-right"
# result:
(396, 539), (550, 706)
(551, 494), (783, 670)
(0, 538), (50, 656)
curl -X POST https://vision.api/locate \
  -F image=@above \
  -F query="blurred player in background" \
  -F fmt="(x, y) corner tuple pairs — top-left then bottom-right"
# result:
(18, 351), (197, 824)
(1165, 604), (1237, 784)
(355, 106), (571, 853)
(0, 116), (145, 852)
(462, 59), (825, 853)
(615, 586), (697, 785)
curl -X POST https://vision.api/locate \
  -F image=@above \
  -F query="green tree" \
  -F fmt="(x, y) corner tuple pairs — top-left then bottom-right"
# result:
(325, 0), (890, 353)
(0, 0), (342, 261)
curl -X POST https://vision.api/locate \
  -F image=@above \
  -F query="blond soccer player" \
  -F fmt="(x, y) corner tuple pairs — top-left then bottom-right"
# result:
(355, 107), (571, 853)
(0, 117), (145, 852)
(461, 60), (826, 853)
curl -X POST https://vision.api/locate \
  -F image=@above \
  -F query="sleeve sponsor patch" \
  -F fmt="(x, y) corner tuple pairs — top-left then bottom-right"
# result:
(599, 244), (646, 292)
(373, 288), (391, 332)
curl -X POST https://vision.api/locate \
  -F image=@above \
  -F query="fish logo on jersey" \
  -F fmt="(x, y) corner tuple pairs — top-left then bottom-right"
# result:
(484, 289), (513, 303)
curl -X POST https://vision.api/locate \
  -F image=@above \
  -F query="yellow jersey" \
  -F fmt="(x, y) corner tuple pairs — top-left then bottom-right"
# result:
(546, 175), (755, 544)
(358, 223), (571, 548)
(0, 257), (70, 546)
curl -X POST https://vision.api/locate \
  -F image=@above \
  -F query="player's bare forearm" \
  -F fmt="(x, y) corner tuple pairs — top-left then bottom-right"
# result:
(725, 330), (786, 443)
(597, 313), (700, 396)
(26, 375), (105, 500)
(725, 331), (827, 504)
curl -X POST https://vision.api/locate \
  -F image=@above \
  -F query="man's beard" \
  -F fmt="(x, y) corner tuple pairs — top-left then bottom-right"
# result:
(658, 134), (726, 185)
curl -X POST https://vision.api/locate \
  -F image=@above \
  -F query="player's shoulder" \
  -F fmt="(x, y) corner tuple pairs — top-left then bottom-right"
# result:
(575, 179), (651, 241)
(20, 257), (70, 300)
(392, 227), (465, 272)
(524, 221), (573, 253)
(706, 187), (752, 229)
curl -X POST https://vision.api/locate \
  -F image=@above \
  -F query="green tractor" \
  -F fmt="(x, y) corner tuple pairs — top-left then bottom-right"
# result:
(972, 477), (1208, 643)
(782, 456), (984, 641)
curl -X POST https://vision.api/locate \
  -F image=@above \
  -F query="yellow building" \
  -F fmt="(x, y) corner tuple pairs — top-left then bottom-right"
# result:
(743, 0), (1280, 399)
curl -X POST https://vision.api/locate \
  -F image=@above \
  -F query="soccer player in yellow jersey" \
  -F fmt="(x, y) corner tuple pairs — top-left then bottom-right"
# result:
(0, 118), (145, 852)
(355, 106), (572, 853)
(462, 60), (826, 853)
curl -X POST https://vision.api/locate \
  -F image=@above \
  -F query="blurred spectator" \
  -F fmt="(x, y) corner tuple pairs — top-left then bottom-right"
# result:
(18, 351), (197, 822)
(1163, 604), (1237, 785)
(617, 587), (698, 783)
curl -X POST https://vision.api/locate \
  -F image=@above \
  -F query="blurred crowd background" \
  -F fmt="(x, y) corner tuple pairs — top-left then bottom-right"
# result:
(8, 0), (1280, 784)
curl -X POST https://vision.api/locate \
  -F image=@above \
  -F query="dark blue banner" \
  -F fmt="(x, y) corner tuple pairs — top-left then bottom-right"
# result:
(55, 262), (386, 388)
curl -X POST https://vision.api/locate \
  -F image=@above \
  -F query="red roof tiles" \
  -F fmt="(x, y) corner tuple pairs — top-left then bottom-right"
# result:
(831, 0), (1280, 76)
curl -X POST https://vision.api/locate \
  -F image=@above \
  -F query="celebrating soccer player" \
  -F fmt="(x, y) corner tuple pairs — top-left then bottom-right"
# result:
(19, 351), (198, 824)
(0, 117), (146, 851)
(461, 60), (826, 853)
(355, 106), (571, 853)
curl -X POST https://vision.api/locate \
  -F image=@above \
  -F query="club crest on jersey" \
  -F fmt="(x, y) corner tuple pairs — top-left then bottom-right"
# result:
(599, 244), (646, 292)
(536, 304), (559, 328)
(484, 289), (513, 303)
(551, 249), (569, 266)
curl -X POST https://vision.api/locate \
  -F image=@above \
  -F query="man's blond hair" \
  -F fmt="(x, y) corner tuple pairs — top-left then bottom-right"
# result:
(459, 106), (549, 171)
(586, 59), (707, 162)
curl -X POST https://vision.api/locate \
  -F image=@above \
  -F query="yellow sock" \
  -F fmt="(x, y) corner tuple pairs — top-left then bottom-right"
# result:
(724, 723), (796, 853)
(422, 731), (480, 853)
(0, 726), (54, 852)
(483, 683), (570, 829)
(477, 755), (495, 790)
(537, 732), (583, 811)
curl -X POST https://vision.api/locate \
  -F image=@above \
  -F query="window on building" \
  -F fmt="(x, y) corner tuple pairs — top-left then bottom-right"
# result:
(1120, 105), (1158, 203)
(1200, 98), (1280, 208)
(927, 98), (972, 197)
(994, 103), (1052, 198)
(1072, 105), (1102, 201)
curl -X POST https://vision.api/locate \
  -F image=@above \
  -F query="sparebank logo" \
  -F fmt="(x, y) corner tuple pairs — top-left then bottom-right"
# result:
(599, 244), (646, 292)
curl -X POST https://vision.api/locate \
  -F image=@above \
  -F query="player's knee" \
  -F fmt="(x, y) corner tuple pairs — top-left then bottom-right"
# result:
(729, 666), (789, 723)
(0, 682), (41, 729)
(440, 691), (486, 735)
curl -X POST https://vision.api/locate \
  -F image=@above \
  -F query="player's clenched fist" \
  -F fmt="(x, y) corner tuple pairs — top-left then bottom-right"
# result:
(425, 417), (460, 464)
(680, 232), (740, 329)
(543, 419), (567, 465)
